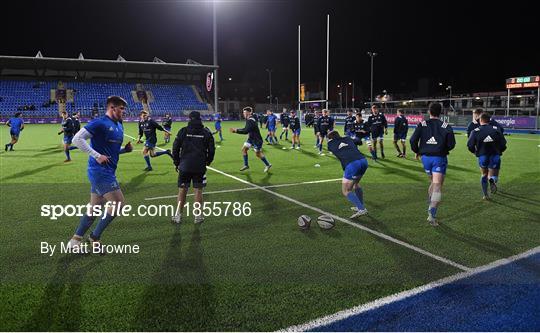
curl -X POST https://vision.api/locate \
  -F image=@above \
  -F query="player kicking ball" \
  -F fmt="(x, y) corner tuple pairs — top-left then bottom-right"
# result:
(467, 112), (507, 199)
(410, 103), (455, 226)
(327, 130), (369, 218)
(230, 107), (272, 172)
(67, 96), (133, 252)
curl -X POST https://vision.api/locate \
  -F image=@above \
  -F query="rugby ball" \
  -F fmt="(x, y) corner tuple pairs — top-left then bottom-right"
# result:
(314, 164), (321, 168)
(317, 215), (335, 230)
(297, 215), (311, 229)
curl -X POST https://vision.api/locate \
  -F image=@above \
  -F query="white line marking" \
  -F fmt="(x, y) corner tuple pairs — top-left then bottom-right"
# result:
(206, 165), (470, 271)
(144, 178), (342, 201)
(280, 245), (540, 332)
(126, 133), (469, 271)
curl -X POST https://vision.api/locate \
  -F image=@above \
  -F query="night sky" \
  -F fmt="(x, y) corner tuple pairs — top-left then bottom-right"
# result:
(3, 0), (539, 101)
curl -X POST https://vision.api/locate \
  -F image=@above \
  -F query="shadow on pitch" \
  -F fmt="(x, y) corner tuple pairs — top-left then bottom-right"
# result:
(0, 162), (63, 182)
(23, 255), (94, 331)
(134, 226), (215, 331)
(489, 198), (540, 221)
(435, 223), (515, 258)
(373, 159), (425, 182)
(122, 171), (167, 195)
(497, 190), (540, 205)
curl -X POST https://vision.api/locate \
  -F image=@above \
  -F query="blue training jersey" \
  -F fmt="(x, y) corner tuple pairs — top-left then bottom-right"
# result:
(267, 114), (277, 127)
(8, 117), (24, 133)
(84, 115), (124, 172)
(214, 113), (222, 123)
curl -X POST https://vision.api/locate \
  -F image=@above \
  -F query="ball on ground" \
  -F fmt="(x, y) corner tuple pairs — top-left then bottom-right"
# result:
(317, 215), (335, 230)
(297, 215), (311, 229)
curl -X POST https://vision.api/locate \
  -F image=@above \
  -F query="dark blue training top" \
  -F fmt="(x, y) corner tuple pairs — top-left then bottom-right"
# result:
(139, 118), (165, 143)
(328, 136), (366, 170)
(467, 124), (507, 156)
(410, 118), (456, 156)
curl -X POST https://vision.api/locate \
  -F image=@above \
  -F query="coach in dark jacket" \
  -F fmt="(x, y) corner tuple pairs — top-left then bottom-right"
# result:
(171, 111), (215, 224)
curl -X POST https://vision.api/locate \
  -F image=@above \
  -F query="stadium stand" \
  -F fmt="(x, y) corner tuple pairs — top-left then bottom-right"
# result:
(0, 80), (209, 118)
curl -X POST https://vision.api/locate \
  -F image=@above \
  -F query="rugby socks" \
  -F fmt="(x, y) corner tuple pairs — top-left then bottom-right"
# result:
(354, 187), (364, 205)
(481, 176), (488, 196)
(490, 176), (498, 183)
(261, 156), (270, 166)
(90, 214), (116, 240)
(154, 151), (168, 157)
(243, 154), (249, 167)
(144, 155), (152, 168)
(265, 134), (270, 142)
(347, 192), (365, 210)
(65, 149), (71, 160)
(370, 149), (377, 159)
(219, 131), (223, 141)
(75, 215), (94, 237)
(428, 206), (438, 218)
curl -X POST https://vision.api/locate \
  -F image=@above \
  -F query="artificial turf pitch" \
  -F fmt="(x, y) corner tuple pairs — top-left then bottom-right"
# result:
(0, 121), (539, 331)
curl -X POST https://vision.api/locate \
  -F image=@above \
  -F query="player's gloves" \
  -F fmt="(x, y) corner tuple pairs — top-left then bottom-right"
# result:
(124, 141), (133, 152)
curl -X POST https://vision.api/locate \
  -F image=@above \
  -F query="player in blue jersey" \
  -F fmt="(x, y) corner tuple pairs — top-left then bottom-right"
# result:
(4, 112), (24, 151)
(327, 130), (369, 219)
(467, 113), (507, 199)
(289, 110), (301, 149)
(58, 111), (79, 162)
(316, 109), (335, 155)
(162, 113), (173, 144)
(393, 109), (409, 158)
(366, 104), (388, 159)
(230, 107), (272, 172)
(212, 111), (224, 142)
(67, 96), (134, 251)
(137, 111), (173, 171)
(410, 103), (456, 226)
(265, 110), (278, 144)
(279, 110), (290, 141)
(343, 109), (356, 138)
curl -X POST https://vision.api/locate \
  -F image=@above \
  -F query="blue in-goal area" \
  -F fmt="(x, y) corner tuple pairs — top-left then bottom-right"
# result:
(310, 252), (540, 331)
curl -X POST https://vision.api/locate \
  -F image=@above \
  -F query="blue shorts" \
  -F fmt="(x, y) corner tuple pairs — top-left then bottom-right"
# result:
(394, 132), (407, 141)
(10, 131), (20, 139)
(145, 140), (156, 149)
(244, 139), (263, 152)
(293, 128), (301, 135)
(421, 156), (448, 175)
(214, 123), (221, 130)
(88, 169), (120, 196)
(343, 159), (369, 180)
(478, 154), (501, 169)
(63, 135), (73, 144)
(268, 126), (276, 132)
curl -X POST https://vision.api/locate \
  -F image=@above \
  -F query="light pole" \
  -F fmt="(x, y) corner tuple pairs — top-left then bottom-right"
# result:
(213, 1), (218, 113)
(337, 84), (342, 110)
(367, 51), (377, 105)
(352, 81), (355, 108)
(275, 97), (279, 111)
(446, 85), (452, 112)
(266, 68), (273, 110)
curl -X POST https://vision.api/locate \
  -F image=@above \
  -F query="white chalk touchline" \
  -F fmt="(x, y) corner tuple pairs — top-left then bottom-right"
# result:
(280, 245), (540, 332)
(144, 178), (342, 201)
(125, 133), (469, 271)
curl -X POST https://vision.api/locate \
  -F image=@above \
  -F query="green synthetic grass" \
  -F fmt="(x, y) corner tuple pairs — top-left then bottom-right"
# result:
(0, 121), (539, 331)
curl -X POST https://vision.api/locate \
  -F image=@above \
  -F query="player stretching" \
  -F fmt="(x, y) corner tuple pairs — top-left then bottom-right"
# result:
(230, 107), (272, 172)
(212, 111), (224, 142)
(467, 113), (507, 199)
(279, 110), (290, 141)
(410, 103), (456, 226)
(67, 96), (133, 250)
(265, 110), (278, 144)
(137, 111), (172, 171)
(343, 109), (356, 138)
(366, 104), (387, 159)
(289, 110), (301, 149)
(467, 108), (504, 137)
(316, 109), (334, 155)
(327, 131), (369, 218)
(393, 109), (409, 157)
(172, 111), (215, 224)
(5, 112), (24, 151)
(162, 113), (173, 143)
(58, 111), (78, 162)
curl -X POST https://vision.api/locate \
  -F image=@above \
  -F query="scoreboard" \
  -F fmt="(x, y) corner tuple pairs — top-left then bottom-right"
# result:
(506, 76), (540, 89)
